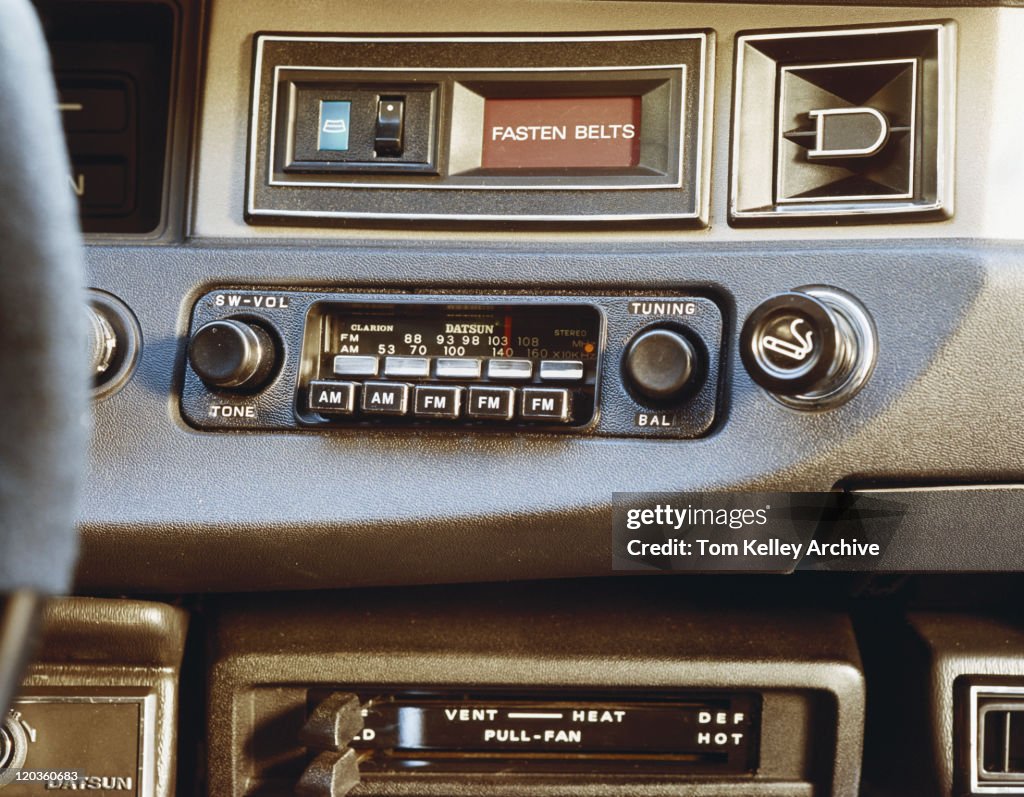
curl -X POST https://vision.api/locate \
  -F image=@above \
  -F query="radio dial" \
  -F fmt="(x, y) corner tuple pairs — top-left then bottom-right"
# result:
(623, 327), (701, 404)
(188, 320), (278, 391)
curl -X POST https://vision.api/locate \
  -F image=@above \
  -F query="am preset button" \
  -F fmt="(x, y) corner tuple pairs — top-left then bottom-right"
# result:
(308, 380), (357, 414)
(361, 382), (410, 415)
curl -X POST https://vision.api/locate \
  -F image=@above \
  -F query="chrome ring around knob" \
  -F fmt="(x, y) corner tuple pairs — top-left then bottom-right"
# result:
(86, 304), (117, 378)
(740, 285), (877, 411)
(87, 290), (142, 401)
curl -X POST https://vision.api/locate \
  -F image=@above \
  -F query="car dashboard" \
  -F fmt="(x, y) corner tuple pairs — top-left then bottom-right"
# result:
(5, 0), (1024, 796)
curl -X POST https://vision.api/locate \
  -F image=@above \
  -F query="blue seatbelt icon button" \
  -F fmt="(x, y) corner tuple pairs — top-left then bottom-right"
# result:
(318, 101), (351, 151)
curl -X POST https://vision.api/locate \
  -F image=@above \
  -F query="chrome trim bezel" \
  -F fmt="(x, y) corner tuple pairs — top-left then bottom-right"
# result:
(246, 32), (711, 223)
(770, 285), (878, 411)
(730, 22), (955, 223)
(969, 684), (1024, 794)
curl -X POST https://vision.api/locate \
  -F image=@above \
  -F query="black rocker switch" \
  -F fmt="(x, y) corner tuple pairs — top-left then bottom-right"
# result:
(375, 97), (405, 157)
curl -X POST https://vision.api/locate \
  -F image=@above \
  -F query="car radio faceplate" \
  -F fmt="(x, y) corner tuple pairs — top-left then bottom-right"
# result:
(181, 289), (723, 438)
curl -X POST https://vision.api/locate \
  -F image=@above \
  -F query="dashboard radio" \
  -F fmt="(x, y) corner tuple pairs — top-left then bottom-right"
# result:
(301, 301), (601, 428)
(181, 289), (723, 438)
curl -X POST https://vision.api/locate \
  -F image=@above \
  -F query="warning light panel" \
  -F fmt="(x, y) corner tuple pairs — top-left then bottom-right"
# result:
(481, 96), (642, 170)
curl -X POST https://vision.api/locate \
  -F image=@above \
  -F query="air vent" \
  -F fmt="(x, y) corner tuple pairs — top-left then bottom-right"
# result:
(38, 0), (176, 235)
(968, 685), (1024, 794)
(980, 703), (1024, 779)
(730, 23), (955, 224)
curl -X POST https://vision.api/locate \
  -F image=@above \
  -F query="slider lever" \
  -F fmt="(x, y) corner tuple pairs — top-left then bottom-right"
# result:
(296, 692), (364, 797)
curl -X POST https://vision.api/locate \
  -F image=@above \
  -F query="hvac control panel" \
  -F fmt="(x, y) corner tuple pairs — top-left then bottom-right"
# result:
(346, 692), (758, 774)
(181, 290), (723, 438)
(298, 690), (759, 781)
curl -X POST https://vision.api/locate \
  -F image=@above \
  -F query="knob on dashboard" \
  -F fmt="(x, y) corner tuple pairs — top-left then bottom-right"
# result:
(86, 304), (118, 377)
(622, 327), (701, 404)
(739, 286), (876, 410)
(188, 320), (278, 391)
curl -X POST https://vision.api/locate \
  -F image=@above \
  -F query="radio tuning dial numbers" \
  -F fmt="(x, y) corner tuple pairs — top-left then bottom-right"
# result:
(622, 327), (702, 405)
(188, 320), (278, 391)
(739, 286), (877, 410)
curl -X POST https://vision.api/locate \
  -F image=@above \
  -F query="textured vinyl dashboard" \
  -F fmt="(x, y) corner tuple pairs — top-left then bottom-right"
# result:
(74, 0), (1024, 591)
(79, 238), (1024, 590)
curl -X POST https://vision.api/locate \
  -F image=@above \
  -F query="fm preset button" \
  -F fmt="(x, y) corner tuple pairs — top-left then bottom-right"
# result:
(521, 388), (571, 422)
(740, 286), (877, 409)
(467, 386), (515, 420)
(622, 328), (700, 404)
(188, 320), (278, 391)
(414, 386), (463, 419)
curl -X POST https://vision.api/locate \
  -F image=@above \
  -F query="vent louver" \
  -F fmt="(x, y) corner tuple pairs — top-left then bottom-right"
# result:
(730, 23), (955, 224)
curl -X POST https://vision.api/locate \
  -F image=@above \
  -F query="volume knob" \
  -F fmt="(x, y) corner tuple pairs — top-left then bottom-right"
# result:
(188, 320), (277, 391)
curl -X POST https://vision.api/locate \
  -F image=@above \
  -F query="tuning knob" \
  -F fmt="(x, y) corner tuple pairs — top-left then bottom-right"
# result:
(188, 320), (277, 391)
(622, 327), (702, 404)
(739, 286), (876, 409)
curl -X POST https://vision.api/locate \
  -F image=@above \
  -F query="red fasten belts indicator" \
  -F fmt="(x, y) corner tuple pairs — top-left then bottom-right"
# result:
(481, 96), (642, 169)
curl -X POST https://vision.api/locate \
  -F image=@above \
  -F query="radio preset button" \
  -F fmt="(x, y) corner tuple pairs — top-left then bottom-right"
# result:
(308, 380), (357, 414)
(414, 386), (463, 419)
(384, 356), (431, 378)
(436, 358), (483, 379)
(333, 354), (379, 377)
(539, 360), (585, 382)
(486, 358), (533, 380)
(521, 388), (571, 422)
(361, 382), (410, 415)
(467, 386), (515, 420)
